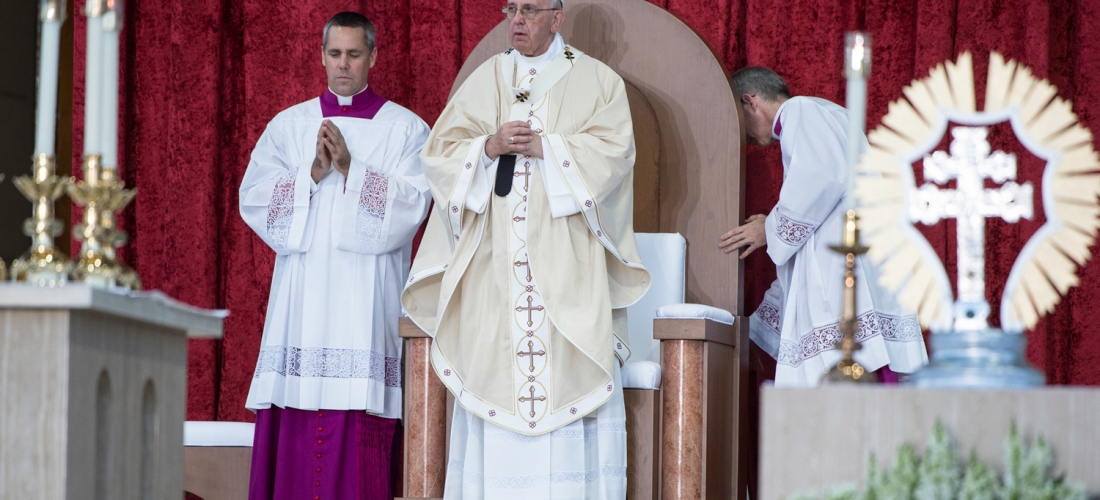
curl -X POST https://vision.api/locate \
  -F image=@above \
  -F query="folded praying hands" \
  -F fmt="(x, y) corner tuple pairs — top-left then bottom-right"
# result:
(312, 120), (352, 183)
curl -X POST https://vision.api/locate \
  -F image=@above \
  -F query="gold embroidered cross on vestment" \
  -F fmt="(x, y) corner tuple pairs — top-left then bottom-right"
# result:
(514, 161), (532, 191)
(517, 340), (545, 372)
(514, 258), (532, 282)
(518, 385), (547, 418)
(516, 295), (544, 327)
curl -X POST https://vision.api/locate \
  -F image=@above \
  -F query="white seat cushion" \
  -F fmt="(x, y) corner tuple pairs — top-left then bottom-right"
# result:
(621, 360), (662, 390)
(184, 421), (255, 447)
(656, 303), (734, 325)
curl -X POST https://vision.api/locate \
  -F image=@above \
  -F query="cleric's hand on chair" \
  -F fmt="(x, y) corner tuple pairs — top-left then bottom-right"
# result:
(486, 121), (542, 159)
(720, 214), (767, 259)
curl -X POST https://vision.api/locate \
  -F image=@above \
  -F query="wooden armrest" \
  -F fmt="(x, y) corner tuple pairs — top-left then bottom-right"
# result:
(399, 317), (431, 339)
(652, 316), (744, 347)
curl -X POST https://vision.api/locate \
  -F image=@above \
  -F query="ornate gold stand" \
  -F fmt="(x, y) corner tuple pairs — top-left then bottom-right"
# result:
(99, 167), (140, 289)
(11, 154), (72, 286)
(821, 209), (877, 384)
(67, 155), (139, 289)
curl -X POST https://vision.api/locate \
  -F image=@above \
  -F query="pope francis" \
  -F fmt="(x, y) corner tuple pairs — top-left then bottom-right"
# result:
(401, 0), (650, 497)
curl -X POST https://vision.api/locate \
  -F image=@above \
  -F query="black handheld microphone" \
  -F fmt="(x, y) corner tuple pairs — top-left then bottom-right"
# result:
(494, 154), (517, 196)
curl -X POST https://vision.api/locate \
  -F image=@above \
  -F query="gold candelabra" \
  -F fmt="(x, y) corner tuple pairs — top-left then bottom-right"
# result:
(821, 209), (878, 384)
(67, 154), (139, 289)
(11, 154), (72, 286)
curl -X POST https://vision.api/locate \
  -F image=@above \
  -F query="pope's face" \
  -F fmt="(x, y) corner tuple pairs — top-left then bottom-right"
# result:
(323, 26), (376, 97)
(508, 0), (564, 57)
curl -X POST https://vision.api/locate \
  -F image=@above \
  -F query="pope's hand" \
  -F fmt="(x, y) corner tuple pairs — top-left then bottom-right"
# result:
(321, 120), (352, 177)
(486, 121), (542, 159)
(720, 214), (767, 259)
(311, 124), (333, 184)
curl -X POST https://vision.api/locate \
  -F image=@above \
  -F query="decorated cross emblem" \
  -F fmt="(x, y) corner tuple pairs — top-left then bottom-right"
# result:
(514, 161), (533, 191)
(514, 257), (532, 282)
(517, 340), (545, 373)
(910, 126), (1033, 329)
(518, 384), (546, 418)
(515, 295), (545, 327)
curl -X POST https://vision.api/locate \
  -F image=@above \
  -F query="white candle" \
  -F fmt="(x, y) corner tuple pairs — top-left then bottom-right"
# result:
(100, 1), (121, 168)
(35, 1), (65, 156)
(843, 32), (871, 211)
(83, 0), (103, 155)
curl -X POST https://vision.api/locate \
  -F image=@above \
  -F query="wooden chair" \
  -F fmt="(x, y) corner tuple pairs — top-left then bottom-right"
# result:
(402, 0), (749, 498)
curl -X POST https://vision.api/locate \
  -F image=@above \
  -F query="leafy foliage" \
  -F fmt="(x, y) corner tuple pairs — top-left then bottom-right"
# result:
(788, 421), (1086, 500)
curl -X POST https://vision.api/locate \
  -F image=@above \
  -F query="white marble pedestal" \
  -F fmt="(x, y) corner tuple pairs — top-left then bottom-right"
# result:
(0, 284), (223, 500)
(759, 385), (1100, 499)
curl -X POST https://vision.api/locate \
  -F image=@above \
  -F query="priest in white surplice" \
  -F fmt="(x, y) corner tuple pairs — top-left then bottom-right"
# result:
(721, 67), (927, 387)
(239, 12), (431, 500)
(401, 1), (649, 498)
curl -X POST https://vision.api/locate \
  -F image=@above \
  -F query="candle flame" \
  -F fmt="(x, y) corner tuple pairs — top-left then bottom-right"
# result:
(844, 31), (871, 77)
(850, 39), (865, 72)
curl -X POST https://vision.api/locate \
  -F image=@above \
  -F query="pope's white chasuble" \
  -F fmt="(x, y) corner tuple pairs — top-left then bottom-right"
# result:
(404, 34), (647, 498)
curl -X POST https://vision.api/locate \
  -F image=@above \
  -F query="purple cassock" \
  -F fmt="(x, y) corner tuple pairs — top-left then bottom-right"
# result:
(247, 88), (406, 500)
(249, 407), (401, 500)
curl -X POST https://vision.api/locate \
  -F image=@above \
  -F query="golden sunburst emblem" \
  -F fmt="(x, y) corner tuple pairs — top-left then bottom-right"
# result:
(855, 52), (1100, 332)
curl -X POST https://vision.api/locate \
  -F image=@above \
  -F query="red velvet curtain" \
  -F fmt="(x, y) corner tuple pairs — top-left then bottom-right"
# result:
(71, 0), (1100, 422)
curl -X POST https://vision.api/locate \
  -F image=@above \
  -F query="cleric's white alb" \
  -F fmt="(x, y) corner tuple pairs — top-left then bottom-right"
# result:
(749, 96), (928, 386)
(240, 89), (431, 417)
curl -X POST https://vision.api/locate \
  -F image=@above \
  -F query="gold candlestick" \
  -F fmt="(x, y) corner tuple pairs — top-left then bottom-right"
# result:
(67, 155), (139, 289)
(821, 209), (877, 384)
(11, 154), (72, 286)
(99, 167), (140, 290)
(69, 154), (115, 286)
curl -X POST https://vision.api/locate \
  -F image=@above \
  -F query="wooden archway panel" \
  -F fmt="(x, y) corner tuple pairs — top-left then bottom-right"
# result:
(625, 80), (661, 233)
(451, 0), (747, 315)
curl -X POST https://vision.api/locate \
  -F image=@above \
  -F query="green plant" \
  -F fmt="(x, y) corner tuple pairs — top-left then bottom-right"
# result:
(787, 421), (1086, 500)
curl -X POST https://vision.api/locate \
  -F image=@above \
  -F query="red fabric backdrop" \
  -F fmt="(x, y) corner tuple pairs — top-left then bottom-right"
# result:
(70, 0), (1100, 422)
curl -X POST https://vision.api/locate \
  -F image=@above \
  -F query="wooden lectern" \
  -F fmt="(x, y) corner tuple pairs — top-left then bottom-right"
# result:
(0, 284), (224, 499)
